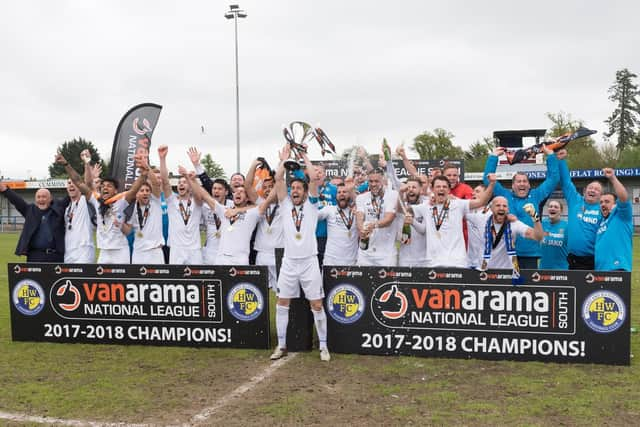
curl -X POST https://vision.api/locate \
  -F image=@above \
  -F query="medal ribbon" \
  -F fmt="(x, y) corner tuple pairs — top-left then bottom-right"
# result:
(66, 201), (78, 229)
(371, 194), (384, 220)
(179, 198), (192, 225)
(291, 204), (304, 233)
(337, 207), (354, 230)
(431, 199), (450, 231)
(136, 203), (150, 230)
(265, 204), (279, 226)
(213, 213), (221, 230)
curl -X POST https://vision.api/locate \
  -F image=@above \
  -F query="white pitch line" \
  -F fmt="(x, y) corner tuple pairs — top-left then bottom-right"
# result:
(0, 410), (152, 427)
(190, 352), (297, 425)
(0, 354), (295, 427)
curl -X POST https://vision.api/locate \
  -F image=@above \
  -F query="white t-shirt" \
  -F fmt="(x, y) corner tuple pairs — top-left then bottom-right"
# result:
(398, 203), (427, 266)
(466, 207), (492, 268)
(254, 198), (284, 252)
(65, 195), (95, 248)
(281, 196), (318, 259)
(216, 203), (261, 260)
(413, 198), (470, 268)
(483, 219), (530, 269)
(355, 189), (398, 256)
(166, 194), (203, 249)
(128, 195), (164, 251)
(317, 205), (359, 262)
(90, 196), (129, 250)
(202, 199), (234, 254)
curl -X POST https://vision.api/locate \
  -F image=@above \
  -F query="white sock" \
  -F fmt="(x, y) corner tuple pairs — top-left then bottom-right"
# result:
(276, 304), (289, 349)
(312, 308), (328, 351)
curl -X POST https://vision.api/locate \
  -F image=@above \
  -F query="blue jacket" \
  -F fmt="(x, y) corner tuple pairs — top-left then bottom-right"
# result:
(483, 153), (559, 257)
(1, 187), (69, 257)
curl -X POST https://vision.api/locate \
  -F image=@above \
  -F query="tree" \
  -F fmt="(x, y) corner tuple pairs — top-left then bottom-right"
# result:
(463, 137), (495, 172)
(411, 128), (464, 160)
(546, 112), (603, 169)
(48, 137), (106, 178)
(604, 68), (640, 153)
(201, 154), (227, 179)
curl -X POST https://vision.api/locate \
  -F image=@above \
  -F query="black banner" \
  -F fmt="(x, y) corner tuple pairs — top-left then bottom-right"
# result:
(9, 263), (270, 349)
(313, 159), (464, 180)
(110, 103), (162, 191)
(323, 267), (630, 365)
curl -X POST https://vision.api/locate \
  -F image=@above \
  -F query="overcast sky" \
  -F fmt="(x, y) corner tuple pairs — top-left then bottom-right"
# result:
(1, 1), (639, 179)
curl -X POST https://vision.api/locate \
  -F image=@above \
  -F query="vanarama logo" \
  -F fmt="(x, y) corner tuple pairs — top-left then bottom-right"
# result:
(427, 270), (463, 280)
(12, 279), (46, 316)
(584, 273), (623, 284)
(229, 267), (260, 277)
(55, 265), (83, 274)
(227, 283), (264, 322)
(55, 280), (81, 311)
(531, 272), (568, 282)
(581, 290), (626, 333)
(327, 284), (365, 324)
(378, 269), (412, 279)
(479, 271), (512, 281)
(329, 268), (364, 279)
(371, 283), (552, 331)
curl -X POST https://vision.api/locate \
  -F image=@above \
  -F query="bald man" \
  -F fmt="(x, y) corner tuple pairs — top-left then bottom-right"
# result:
(0, 183), (69, 262)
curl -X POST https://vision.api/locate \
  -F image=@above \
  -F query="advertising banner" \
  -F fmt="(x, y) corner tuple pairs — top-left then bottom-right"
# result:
(314, 159), (464, 180)
(110, 103), (162, 191)
(323, 267), (630, 365)
(9, 263), (270, 349)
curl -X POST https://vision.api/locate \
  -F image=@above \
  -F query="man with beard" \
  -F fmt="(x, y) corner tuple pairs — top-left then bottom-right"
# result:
(483, 145), (558, 268)
(159, 145), (204, 265)
(539, 200), (569, 270)
(0, 182), (69, 262)
(122, 165), (164, 264)
(270, 144), (330, 362)
(397, 177), (427, 267)
(60, 153), (147, 264)
(556, 149), (602, 270)
(595, 168), (632, 271)
(355, 167), (399, 266)
(317, 183), (359, 266)
(480, 196), (543, 270)
(413, 175), (496, 268)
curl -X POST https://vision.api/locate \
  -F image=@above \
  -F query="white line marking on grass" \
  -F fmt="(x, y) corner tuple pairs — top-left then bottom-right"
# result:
(0, 410), (152, 426)
(190, 352), (298, 425)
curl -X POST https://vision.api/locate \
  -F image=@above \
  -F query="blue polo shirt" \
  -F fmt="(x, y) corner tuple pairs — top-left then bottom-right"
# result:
(595, 200), (632, 271)
(558, 159), (600, 256)
(539, 218), (568, 269)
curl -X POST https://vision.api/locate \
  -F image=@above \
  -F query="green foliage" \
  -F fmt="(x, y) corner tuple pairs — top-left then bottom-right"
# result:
(464, 137), (495, 172)
(201, 153), (226, 179)
(48, 137), (106, 179)
(411, 128), (464, 161)
(604, 68), (640, 153)
(546, 112), (602, 169)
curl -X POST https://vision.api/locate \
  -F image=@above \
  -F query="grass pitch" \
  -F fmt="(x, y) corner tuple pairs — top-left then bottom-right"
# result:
(0, 233), (638, 426)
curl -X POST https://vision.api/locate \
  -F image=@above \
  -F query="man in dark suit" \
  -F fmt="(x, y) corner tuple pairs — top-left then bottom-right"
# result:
(0, 182), (69, 262)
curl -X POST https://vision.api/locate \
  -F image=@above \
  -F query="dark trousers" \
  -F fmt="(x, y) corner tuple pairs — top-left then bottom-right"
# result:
(517, 256), (539, 270)
(567, 253), (595, 270)
(27, 249), (64, 263)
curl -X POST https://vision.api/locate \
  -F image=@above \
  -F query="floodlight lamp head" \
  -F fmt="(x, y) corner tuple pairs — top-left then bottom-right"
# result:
(229, 4), (239, 10)
(237, 12), (247, 18)
(224, 12), (234, 19)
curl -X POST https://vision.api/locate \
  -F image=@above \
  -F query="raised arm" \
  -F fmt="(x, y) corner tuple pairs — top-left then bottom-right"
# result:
(522, 204), (543, 241)
(56, 152), (92, 197)
(123, 155), (149, 204)
(396, 145), (420, 178)
(0, 182), (29, 216)
(483, 147), (508, 197)
(531, 146), (559, 200)
(244, 158), (260, 203)
(299, 150), (319, 197)
(188, 146), (214, 195)
(275, 145), (290, 203)
(158, 145), (172, 196)
(469, 173), (496, 210)
(603, 167), (628, 202)
(184, 169), (217, 210)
